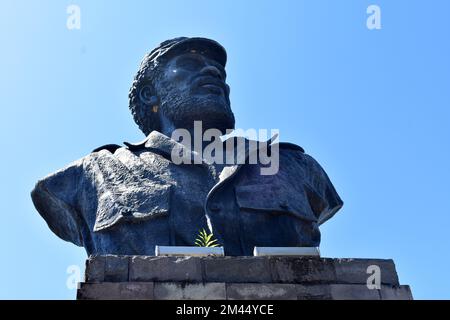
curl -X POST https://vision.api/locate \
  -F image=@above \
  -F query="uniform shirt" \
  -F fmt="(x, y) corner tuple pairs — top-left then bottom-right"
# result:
(31, 131), (343, 256)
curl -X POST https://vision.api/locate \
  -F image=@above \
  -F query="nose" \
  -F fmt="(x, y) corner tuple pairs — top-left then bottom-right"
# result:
(199, 65), (224, 80)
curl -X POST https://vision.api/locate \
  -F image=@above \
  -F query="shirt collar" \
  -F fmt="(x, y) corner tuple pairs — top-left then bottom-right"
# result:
(124, 130), (278, 165)
(124, 131), (205, 165)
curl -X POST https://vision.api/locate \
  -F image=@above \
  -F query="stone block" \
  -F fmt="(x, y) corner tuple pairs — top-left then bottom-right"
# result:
(104, 255), (129, 282)
(296, 285), (333, 300)
(270, 257), (336, 284)
(226, 283), (298, 300)
(78, 255), (412, 300)
(129, 256), (202, 282)
(154, 282), (226, 300)
(77, 282), (154, 300)
(84, 255), (105, 282)
(334, 258), (399, 285)
(203, 256), (272, 283)
(329, 284), (381, 300)
(380, 285), (413, 300)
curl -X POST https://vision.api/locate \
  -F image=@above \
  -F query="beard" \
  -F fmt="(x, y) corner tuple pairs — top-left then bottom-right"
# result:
(159, 89), (235, 134)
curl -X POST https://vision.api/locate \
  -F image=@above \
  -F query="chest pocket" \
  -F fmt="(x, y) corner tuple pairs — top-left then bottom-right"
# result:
(235, 184), (317, 223)
(94, 183), (171, 232)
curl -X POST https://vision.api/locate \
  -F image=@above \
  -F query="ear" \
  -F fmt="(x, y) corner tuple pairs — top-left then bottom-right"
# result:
(138, 83), (159, 107)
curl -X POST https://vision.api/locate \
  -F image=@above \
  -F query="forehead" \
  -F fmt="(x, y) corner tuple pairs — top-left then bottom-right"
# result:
(166, 51), (224, 68)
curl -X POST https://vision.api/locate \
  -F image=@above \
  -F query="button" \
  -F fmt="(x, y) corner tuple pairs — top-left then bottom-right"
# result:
(279, 200), (289, 209)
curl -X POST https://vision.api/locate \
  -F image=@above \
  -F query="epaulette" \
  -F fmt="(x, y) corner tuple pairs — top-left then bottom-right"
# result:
(92, 144), (122, 153)
(123, 136), (151, 152)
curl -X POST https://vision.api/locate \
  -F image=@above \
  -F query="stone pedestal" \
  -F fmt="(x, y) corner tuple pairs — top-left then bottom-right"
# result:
(77, 255), (413, 300)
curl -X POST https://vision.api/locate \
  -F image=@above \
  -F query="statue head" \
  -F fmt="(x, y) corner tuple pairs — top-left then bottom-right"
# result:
(129, 37), (235, 136)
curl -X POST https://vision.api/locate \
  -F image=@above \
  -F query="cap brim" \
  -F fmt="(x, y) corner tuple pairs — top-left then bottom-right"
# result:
(163, 37), (227, 67)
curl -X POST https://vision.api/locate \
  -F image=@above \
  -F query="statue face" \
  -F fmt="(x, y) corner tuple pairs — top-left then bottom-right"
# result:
(154, 52), (235, 133)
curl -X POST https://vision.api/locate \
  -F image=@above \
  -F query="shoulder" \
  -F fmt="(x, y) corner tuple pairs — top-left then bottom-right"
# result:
(34, 143), (122, 189)
(277, 142), (309, 163)
(271, 142), (305, 161)
(278, 142), (305, 153)
(277, 142), (327, 173)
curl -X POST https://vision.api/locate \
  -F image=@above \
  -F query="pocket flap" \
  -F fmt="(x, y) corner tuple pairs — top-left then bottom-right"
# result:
(94, 183), (171, 232)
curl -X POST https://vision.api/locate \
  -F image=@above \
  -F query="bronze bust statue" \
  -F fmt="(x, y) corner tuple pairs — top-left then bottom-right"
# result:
(31, 37), (343, 256)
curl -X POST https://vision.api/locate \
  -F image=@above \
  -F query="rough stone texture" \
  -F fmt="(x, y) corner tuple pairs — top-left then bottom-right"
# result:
(334, 258), (399, 285)
(270, 257), (337, 283)
(226, 283), (298, 300)
(129, 256), (202, 282)
(78, 255), (413, 300)
(380, 285), (414, 300)
(84, 255), (403, 285)
(154, 283), (226, 300)
(77, 282), (154, 300)
(329, 284), (381, 300)
(104, 255), (129, 282)
(77, 282), (413, 300)
(295, 285), (333, 300)
(203, 256), (272, 283)
(227, 284), (383, 300)
(84, 255), (105, 282)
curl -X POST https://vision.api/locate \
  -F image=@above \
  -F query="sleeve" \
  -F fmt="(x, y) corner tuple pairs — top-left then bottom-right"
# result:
(303, 154), (344, 225)
(31, 158), (86, 246)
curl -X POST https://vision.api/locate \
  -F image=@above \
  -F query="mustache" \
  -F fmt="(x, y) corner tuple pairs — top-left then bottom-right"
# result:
(191, 75), (229, 95)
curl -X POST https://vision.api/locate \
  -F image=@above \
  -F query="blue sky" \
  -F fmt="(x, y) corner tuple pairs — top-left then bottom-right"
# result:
(0, 0), (449, 299)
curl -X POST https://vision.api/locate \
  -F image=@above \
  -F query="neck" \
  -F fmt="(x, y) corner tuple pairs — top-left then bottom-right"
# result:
(158, 114), (233, 152)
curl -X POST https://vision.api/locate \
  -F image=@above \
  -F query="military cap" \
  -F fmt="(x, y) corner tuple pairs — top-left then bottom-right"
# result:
(141, 37), (227, 69)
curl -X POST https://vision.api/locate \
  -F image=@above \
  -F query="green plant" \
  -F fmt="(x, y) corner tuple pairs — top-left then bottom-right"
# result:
(195, 229), (220, 247)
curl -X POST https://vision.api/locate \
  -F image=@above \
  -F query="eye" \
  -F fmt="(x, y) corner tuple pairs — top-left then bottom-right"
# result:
(175, 55), (203, 71)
